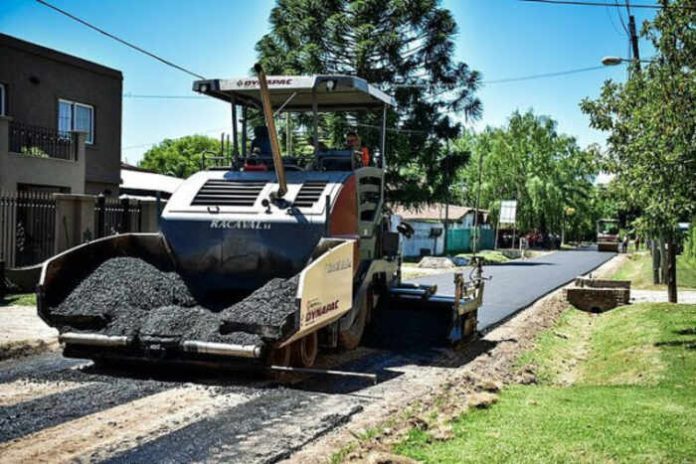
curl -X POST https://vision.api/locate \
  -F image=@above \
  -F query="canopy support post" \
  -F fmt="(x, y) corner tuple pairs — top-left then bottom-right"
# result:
(231, 96), (238, 166)
(380, 104), (387, 169)
(241, 105), (247, 168)
(312, 89), (319, 152)
(286, 112), (292, 157)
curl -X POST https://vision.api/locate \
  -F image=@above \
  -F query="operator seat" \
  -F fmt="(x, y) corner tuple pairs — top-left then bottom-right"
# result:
(316, 149), (354, 171)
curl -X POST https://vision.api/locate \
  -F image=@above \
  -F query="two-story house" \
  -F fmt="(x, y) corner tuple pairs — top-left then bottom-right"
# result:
(0, 33), (122, 194)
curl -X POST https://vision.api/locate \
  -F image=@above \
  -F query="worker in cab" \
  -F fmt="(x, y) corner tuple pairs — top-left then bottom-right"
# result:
(245, 125), (272, 171)
(251, 126), (272, 156)
(345, 130), (370, 167)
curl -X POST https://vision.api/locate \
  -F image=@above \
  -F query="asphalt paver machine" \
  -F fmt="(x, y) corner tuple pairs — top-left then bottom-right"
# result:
(37, 66), (484, 371)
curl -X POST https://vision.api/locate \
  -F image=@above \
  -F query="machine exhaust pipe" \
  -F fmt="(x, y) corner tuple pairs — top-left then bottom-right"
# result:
(254, 63), (287, 198)
(60, 332), (131, 347)
(182, 340), (262, 359)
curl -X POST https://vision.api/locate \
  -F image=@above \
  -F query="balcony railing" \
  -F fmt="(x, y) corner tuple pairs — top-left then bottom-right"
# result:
(8, 122), (77, 161)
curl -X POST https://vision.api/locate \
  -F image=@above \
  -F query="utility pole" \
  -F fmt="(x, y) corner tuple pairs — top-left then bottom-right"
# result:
(626, 1), (674, 302)
(444, 200), (449, 256)
(473, 151), (483, 254)
(442, 154), (452, 256)
(626, 1), (641, 71)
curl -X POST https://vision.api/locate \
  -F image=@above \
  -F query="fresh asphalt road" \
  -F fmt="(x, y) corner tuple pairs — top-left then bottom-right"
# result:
(411, 248), (616, 331)
(0, 247), (615, 463)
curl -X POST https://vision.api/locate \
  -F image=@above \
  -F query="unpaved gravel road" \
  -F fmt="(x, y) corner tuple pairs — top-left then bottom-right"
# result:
(0, 249), (614, 463)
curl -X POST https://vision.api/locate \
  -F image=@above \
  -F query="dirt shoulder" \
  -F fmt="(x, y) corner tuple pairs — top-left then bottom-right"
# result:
(284, 254), (622, 464)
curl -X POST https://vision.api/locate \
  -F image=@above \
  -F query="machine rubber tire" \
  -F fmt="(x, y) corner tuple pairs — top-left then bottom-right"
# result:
(338, 292), (370, 350)
(292, 331), (319, 368)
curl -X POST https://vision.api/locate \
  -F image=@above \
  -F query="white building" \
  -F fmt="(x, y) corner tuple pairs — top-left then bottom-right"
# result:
(119, 163), (183, 200)
(391, 203), (490, 257)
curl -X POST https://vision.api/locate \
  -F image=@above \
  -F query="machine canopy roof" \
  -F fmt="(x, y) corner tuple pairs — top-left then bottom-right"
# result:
(193, 75), (396, 111)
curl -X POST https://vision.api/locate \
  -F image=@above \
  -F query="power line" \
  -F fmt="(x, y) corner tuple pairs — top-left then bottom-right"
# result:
(614, 0), (630, 33)
(605, 5), (627, 35)
(481, 65), (606, 84)
(122, 127), (229, 150)
(520, 0), (692, 9)
(124, 64), (612, 101)
(35, 0), (206, 79)
(123, 93), (206, 99)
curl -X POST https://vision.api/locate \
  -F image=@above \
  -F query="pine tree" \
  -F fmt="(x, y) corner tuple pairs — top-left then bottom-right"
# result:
(255, 0), (481, 204)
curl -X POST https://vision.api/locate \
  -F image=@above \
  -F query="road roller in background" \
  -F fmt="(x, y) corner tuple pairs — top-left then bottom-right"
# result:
(597, 218), (621, 252)
(36, 65), (484, 372)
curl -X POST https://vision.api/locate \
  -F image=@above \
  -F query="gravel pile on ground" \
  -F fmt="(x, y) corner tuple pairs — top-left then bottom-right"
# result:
(417, 257), (455, 269)
(221, 275), (300, 339)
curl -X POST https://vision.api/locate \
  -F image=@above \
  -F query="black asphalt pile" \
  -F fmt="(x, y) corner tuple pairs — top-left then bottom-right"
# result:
(137, 306), (262, 345)
(49, 257), (196, 335)
(48, 256), (297, 345)
(139, 305), (214, 339)
(220, 275), (300, 340)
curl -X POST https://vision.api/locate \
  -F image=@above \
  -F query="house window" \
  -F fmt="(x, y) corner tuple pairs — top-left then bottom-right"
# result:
(0, 83), (6, 116)
(58, 99), (94, 144)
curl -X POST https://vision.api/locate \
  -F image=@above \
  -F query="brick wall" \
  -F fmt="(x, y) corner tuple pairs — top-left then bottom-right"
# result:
(565, 279), (631, 313)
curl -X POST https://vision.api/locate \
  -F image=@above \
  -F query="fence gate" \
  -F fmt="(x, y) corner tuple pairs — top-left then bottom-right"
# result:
(0, 192), (56, 267)
(94, 196), (143, 238)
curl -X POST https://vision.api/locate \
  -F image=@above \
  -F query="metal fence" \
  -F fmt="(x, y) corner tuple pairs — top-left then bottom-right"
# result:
(0, 193), (146, 269)
(8, 121), (76, 161)
(446, 228), (496, 254)
(94, 196), (142, 237)
(0, 191), (56, 267)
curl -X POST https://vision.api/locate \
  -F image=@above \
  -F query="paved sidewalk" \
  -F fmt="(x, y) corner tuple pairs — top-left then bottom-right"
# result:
(0, 306), (58, 360)
(631, 289), (696, 304)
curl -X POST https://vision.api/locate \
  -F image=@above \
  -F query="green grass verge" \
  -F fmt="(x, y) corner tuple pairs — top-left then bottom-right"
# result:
(613, 252), (696, 290)
(395, 303), (696, 463)
(514, 308), (595, 385)
(1, 293), (37, 307)
(396, 384), (696, 464)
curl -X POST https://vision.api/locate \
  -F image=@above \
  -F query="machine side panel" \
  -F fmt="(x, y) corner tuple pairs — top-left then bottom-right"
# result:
(329, 174), (358, 237)
(280, 240), (355, 345)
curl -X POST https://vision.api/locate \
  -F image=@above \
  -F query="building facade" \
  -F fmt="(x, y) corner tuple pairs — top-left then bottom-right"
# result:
(391, 203), (492, 257)
(0, 33), (122, 194)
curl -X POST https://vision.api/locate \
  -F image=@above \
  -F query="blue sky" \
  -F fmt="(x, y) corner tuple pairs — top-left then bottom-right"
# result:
(1, 0), (656, 165)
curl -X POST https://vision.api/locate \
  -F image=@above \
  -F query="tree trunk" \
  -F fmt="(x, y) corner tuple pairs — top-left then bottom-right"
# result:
(666, 239), (678, 303)
(652, 239), (661, 285)
(660, 237), (669, 285)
